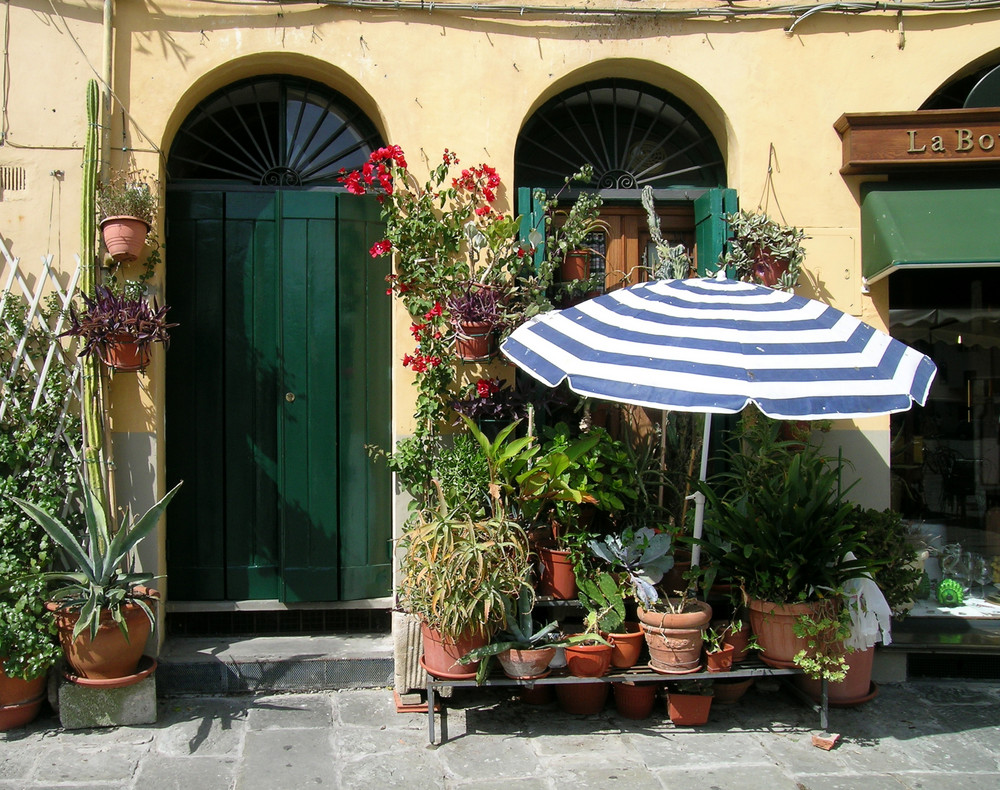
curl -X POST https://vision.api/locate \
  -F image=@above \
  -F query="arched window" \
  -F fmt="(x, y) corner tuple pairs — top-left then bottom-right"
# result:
(168, 75), (383, 185)
(515, 78), (725, 191)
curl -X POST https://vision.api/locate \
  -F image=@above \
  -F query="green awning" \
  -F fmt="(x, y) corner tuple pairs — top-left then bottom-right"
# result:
(861, 185), (1000, 283)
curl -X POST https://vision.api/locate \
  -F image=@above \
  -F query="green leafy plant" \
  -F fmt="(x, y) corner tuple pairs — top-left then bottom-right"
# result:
(703, 619), (743, 654)
(698, 409), (873, 604)
(590, 526), (675, 608)
(13, 477), (183, 639)
(851, 506), (923, 618)
(792, 597), (853, 682)
(577, 571), (626, 635)
(97, 169), (158, 226)
(721, 209), (807, 291)
(641, 185), (693, 280)
(396, 480), (531, 639)
(1, 292), (80, 679)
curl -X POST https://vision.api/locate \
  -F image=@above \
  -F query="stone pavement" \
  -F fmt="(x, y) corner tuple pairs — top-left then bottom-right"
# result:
(1, 678), (998, 789)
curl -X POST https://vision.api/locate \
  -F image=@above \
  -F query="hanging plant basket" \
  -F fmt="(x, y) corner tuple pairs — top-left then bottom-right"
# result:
(455, 321), (495, 361)
(99, 336), (152, 373)
(100, 216), (150, 263)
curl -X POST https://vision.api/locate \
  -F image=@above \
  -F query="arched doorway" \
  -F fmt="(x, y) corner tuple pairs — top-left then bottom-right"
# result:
(515, 77), (730, 286)
(165, 75), (392, 603)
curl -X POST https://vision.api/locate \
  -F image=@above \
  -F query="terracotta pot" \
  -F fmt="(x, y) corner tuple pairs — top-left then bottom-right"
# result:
(100, 216), (150, 263)
(455, 321), (495, 361)
(0, 664), (46, 731)
(420, 623), (489, 680)
(713, 677), (754, 705)
(667, 692), (712, 726)
(612, 682), (659, 720)
(638, 601), (712, 674)
(751, 246), (790, 288)
(497, 646), (556, 680)
(564, 642), (613, 677)
(555, 682), (608, 714)
(748, 598), (821, 669)
(48, 593), (156, 680)
(705, 643), (735, 673)
(559, 251), (590, 281)
(100, 336), (151, 372)
(795, 645), (877, 707)
(605, 623), (644, 668)
(536, 547), (577, 599)
(519, 684), (554, 705)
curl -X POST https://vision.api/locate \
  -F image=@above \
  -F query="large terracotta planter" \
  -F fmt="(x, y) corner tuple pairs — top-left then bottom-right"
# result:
(638, 601), (712, 674)
(556, 682), (608, 714)
(100, 216), (150, 263)
(795, 645), (877, 707)
(667, 692), (713, 725)
(613, 682), (659, 720)
(497, 646), (556, 680)
(564, 642), (613, 677)
(536, 547), (577, 599)
(605, 623), (644, 668)
(420, 623), (489, 680)
(0, 664), (46, 731)
(748, 598), (821, 669)
(48, 595), (155, 680)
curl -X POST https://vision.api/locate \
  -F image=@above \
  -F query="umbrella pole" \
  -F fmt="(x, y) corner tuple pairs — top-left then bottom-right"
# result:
(689, 412), (713, 571)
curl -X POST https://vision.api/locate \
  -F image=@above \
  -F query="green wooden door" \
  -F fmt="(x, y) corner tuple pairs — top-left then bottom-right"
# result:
(165, 189), (391, 602)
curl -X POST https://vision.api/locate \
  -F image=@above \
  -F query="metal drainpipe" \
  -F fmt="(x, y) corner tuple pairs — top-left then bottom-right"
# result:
(100, 0), (112, 182)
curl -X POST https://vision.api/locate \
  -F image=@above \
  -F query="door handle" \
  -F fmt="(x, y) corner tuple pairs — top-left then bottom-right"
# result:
(285, 392), (296, 403)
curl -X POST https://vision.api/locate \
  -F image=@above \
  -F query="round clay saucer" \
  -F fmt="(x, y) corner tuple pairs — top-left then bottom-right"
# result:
(63, 655), (157, 689)
(504, 669), (552, 681)
(647, 661), (701, 676)
(419, 655), (478, 681)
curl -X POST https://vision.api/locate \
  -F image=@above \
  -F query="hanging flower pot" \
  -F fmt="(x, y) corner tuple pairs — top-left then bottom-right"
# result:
(455, 321), (495, 361)
(100, 335), (152, 373)
(100, 216), (150, 263)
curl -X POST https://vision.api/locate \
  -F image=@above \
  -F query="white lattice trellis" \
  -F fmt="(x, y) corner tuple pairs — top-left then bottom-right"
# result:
(0, 235), (82, 458)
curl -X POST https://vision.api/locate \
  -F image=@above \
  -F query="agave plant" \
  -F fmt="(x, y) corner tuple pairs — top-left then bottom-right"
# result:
(13, 477), (182, 639)
(60, 284), (176, 366)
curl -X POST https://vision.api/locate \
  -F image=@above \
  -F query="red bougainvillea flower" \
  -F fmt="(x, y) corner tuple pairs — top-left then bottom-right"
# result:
(476, 378), (500, 398)
(369, 239), (392, 258)
(410, 322), (427, 339)
(423, 302), (443, 320)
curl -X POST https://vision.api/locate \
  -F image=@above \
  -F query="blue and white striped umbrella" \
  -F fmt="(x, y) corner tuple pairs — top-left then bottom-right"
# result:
(501, 276), (936, 421)
(502, 276), (937, 566)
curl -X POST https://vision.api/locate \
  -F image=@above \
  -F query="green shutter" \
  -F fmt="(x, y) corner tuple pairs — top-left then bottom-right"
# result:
(518, 186), (546, 270)
(694, 188), (737, 277)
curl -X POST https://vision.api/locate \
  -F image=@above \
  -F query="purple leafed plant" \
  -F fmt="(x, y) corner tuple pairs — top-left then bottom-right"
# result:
(60, 285), (177, 360)
(446, 283), (503, 326)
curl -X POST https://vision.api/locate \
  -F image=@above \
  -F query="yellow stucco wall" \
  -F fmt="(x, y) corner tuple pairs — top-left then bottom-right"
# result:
(4, 0), (1000, 603)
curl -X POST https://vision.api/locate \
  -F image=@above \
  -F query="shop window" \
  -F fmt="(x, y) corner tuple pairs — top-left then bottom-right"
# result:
(890, 267), (1000, 617)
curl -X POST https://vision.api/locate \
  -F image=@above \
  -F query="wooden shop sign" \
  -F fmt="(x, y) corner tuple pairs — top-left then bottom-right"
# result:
(835, 108), (1000, 174)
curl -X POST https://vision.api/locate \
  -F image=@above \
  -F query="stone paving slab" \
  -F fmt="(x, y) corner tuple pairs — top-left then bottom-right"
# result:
(0, 681), (997, 789)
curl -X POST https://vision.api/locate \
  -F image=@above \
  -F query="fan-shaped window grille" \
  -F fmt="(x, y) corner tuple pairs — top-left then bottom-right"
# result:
(515, 78), (725, 190)
(168, 76), (383, 185)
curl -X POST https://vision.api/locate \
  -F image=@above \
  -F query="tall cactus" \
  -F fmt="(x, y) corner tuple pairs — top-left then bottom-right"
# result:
(80, 79), (107, 511)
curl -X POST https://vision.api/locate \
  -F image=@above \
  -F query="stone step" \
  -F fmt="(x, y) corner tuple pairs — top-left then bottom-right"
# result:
(157, 634), (394, 695)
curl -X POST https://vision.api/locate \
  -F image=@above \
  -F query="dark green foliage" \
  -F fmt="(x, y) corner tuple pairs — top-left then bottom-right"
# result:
(851, 506), (922, 617)
(0, 293), (80, 678)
